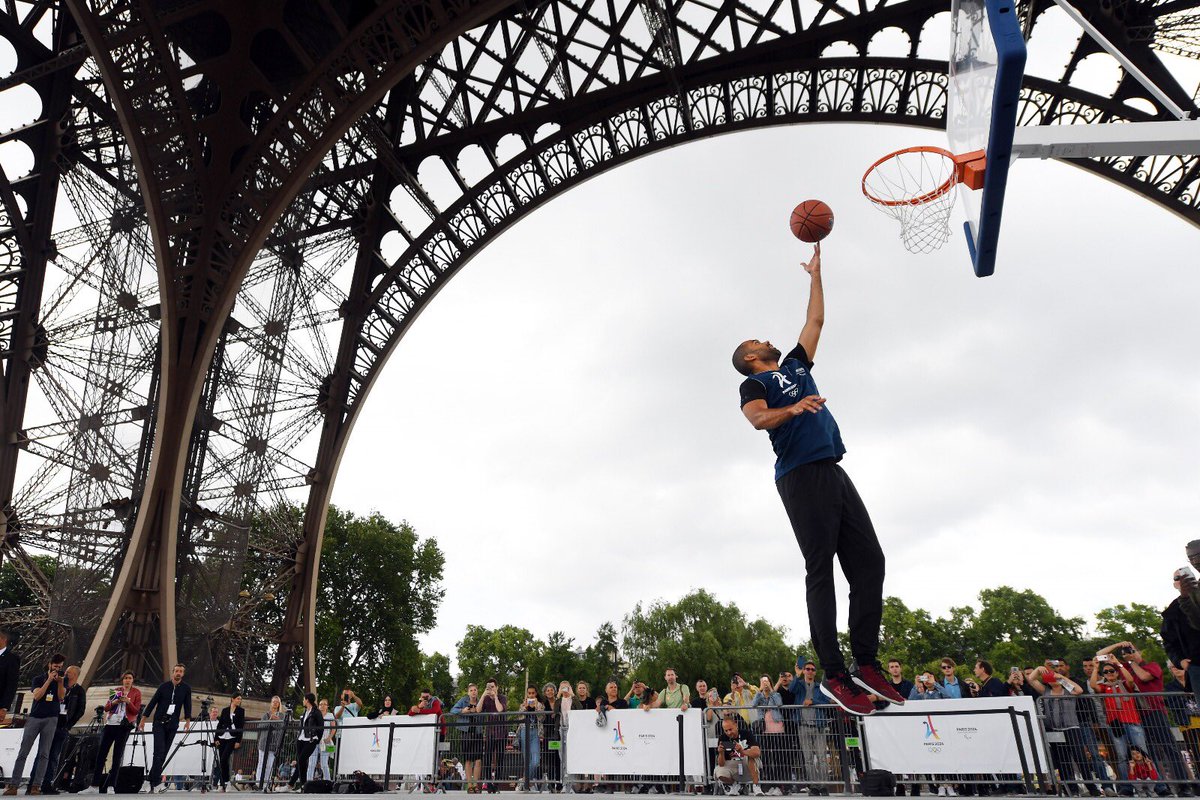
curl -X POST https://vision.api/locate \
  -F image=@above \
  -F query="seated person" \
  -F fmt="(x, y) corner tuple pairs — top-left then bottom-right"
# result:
(713, 715), (764, 796)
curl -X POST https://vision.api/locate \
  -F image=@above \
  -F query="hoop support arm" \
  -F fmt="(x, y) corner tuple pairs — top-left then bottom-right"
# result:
(1011, 120), (1200, 159)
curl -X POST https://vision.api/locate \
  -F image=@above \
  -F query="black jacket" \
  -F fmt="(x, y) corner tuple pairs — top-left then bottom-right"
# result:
(298, 706), (324, 742)
(215, 706), (245, 743)
(0, 648), (18, 713)
(62, 682), (87, 727)
(1162, 598), (1200, 668)
(141, 680), (192, 723)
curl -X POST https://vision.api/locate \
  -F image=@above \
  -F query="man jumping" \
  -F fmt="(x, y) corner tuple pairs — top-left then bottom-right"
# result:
(732, 243), (904, 716)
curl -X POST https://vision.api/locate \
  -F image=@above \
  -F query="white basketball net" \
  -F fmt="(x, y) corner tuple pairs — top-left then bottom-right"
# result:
(862, 148), (959, 254)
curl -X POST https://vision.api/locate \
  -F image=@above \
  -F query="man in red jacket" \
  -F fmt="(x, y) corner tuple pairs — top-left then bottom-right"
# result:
(410, 689), (445, 736)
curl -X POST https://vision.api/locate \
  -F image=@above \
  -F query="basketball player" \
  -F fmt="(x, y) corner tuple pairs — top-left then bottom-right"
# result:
(731, 243), (903, 716)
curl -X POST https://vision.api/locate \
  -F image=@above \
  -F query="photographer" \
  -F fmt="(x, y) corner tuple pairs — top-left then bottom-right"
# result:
(409, 688), (445, 737)
(714, 715), (764, 796)
(140, 663), (193, 791)
(334, 687), (361, 719)
(450, 684), (484, 793)
(514, 686), (544, 791)
(476, 679), (506, 793)
(4, 654), (67, 796)
(214, 693), (245, 792)
(42, 664), (85, 794)
(0, 630), (17, 727)
(1090, 651), (1151, 797)
(937, 659), (973, 699)
(93, 671), (141, 792)
(1027, 666), (1104, 797)
(908, 672), (946, 701)
(1109, 642), (1191, 795)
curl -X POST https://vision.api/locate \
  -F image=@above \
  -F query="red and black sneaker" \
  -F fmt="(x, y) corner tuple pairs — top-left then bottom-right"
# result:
(852, 663), (907, 706)
(820, 672), (876, 716)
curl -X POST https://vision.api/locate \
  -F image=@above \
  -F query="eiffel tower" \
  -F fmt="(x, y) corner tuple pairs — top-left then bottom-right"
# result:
(0, 0), (1194, 694)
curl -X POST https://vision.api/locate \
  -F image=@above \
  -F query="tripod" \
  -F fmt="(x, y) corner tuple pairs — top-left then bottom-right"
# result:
(159, 702), (215, 794)
(49, 707), (103, 791)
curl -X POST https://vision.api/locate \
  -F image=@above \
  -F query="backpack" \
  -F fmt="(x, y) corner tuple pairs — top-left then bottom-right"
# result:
(349, 771), (382, 794)
(862, 769), (897, 797)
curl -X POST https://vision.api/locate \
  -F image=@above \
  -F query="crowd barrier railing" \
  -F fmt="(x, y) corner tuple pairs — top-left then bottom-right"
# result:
(4, 690), (1196, 795)
(1038, 689), (1200, 796)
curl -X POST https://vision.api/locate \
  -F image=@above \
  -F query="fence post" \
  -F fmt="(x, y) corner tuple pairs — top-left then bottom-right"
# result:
(1007, 708), (1033, 794)
(384, 721), (395, 791)
(677, 713), (686, 793)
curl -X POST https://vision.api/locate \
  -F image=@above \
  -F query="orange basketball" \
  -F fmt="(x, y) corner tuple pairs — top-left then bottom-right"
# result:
(789, 199), (834, 243)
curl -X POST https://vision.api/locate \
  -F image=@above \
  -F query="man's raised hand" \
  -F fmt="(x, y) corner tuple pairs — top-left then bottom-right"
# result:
(802, 242), (821, 275)
(790, 395), (826, 415)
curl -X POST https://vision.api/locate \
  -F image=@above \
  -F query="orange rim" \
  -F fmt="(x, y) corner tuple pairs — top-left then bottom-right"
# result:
(861, 146), (986, 207)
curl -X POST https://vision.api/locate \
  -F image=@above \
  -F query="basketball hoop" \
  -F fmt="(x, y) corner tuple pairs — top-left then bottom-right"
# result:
(862, 147), (986, 254)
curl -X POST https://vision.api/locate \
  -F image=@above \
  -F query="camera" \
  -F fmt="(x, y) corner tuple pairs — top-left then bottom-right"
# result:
(1115, 646), (1134, 658)
(1096, 655), (1110, 662)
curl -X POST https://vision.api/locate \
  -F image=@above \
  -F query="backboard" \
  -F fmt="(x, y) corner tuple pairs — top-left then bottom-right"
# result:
(946, 0), (1027, 277)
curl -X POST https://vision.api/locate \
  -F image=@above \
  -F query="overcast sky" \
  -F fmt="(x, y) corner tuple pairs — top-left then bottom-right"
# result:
(330, 116), (1200, 669)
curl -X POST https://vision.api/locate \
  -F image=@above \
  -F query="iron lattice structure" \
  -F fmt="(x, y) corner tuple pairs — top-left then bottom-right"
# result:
(0, 0), (1194, 693)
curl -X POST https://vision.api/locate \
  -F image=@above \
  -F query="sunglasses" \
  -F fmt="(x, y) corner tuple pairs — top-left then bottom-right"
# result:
(941, 665), (954, 670)
(1101, 669), (1117, 675)
(803, 667), (816, 671)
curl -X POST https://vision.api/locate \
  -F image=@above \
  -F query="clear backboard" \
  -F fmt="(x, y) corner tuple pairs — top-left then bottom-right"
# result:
(946, 0), (1027, 277)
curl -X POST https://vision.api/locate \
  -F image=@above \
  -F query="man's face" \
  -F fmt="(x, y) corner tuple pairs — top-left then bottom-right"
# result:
(210, 708), (219, 720)
(941, 663), (955, 679)
(49, 661), (64, 675)
(887, 662), (902, 678)
(172, 666), (185, 682)
(696, 681), (708, 696)
(665, 669), (676, 685)
(1082, 659), (1095, 675)
(485, 682), (497, 695)
(802, 664), (817, 681)
(740, 339), (781, 366)
(973, 663), (987, 679)
(722, 719), (738, 738)
(421, 693), (432, 705)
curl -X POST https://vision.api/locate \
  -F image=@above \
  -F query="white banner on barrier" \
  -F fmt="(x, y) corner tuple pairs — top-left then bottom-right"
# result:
(335, 715), (438, 777)
(122, 722), (219, 775)
(862, 697), (1048, 776)
(565, 709), (707, 777)
(0, 727), (21, 776)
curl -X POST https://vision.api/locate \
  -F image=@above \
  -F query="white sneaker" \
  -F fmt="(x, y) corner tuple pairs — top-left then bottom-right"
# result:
(937, 788), (948, 797)
(723, 785), (740, 796)
(946, 789), (957, 797)
(768, 789), (783, 796)
(751, 787), (765, 796)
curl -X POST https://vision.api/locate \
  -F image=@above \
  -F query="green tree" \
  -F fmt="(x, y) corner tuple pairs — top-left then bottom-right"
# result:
(314, 507), (445, 709)
(1095, 603), (1167, 665)
(0, 554), (55, 607)
(621, 589), (793, 690)
(420, 651), (456, 707)
(456, 625), (543, 696)
(969, 587), (1084, 667)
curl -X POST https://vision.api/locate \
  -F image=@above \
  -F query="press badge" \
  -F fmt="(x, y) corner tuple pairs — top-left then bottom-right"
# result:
(167, 704), (176, 715)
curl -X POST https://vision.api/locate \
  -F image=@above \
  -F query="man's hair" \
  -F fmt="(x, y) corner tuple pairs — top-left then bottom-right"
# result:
(422, 687), (433, 695)
(941, 657), (957, 668)
(49, 653), (66, 665)
(0, 629), (10, 642)
(485, 678), (497, 685)
(732, 342), (757, 376)
(887, 658), (902, 666)
(665, 667), (676, 675)
(976, 660), (994, 676)
(173, 663), (185, 670)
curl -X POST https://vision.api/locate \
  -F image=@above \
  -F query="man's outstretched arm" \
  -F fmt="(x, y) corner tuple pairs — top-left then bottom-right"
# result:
(797, 244), (823, 360)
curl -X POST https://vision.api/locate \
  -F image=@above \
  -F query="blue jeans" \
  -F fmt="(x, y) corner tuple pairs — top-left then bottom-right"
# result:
(520, 728), (541, 784)
(1077, 725), (1112, 790)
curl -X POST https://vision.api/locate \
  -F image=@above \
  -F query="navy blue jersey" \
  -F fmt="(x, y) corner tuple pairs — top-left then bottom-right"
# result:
(739, 344), (845, 480)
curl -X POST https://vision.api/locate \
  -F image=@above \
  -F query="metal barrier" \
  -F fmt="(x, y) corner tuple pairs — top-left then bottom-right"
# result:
(1039, 689), (1200, 797)
(10, 691), (1197, 795)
